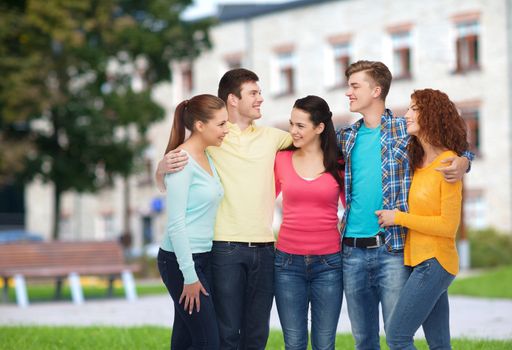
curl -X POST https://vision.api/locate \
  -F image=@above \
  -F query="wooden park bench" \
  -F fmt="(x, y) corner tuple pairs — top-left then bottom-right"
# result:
(0, 241), (140, 307)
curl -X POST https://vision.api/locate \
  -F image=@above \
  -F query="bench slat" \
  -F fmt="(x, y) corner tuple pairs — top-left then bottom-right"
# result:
(1, 264), (140, 277)
(0, 241), (139, 277)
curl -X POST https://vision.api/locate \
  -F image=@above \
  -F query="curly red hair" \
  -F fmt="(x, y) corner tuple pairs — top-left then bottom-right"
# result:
(408, 89), (468, 170)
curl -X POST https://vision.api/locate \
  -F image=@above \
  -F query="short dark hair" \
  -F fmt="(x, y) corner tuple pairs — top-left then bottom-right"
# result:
(218, 68), (259, 103)
(345, 60), (392, 101)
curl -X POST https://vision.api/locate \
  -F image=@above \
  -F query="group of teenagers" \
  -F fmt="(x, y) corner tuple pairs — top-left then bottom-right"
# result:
(154, 60), (474, 350)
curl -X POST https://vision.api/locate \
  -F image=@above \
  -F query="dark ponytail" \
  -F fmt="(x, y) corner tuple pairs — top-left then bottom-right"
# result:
(165, 94), (225, 154)
(286, 95), (344, 188)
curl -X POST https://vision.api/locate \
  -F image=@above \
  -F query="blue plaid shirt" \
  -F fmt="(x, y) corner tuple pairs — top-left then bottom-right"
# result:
(337, 109), (473, 251)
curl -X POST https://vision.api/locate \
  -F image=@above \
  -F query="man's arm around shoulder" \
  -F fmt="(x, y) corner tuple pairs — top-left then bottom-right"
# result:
(155, 149), (189, 192)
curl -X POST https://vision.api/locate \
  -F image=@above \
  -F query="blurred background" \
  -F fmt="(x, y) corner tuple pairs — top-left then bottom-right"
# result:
(0, 0), (510, 269)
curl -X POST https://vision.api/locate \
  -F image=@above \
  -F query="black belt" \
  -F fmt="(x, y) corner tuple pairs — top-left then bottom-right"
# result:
(343, 234), (384, 249)
(216, 241), (275, 248)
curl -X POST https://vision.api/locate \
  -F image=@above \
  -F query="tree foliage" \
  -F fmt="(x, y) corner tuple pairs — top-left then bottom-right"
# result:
(0, 0), (213, 238)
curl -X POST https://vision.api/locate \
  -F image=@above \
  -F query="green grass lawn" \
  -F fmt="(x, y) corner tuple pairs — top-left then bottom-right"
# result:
(449, 265), (512, 299)
(0, 326), (511, 350)
(2, 268), (511, 348)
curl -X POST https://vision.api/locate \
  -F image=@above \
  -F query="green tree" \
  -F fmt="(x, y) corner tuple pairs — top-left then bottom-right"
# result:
(0, 0), (212, 239)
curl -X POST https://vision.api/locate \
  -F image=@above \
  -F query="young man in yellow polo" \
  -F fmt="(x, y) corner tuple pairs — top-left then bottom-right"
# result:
(156, 68), (291, 350)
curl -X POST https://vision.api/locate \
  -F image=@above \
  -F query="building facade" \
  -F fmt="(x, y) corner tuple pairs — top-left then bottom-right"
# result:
(176, 0), (511, 233)
(25, 0), (512, 244)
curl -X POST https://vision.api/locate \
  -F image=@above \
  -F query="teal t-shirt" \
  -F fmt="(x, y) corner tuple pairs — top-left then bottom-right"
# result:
(345, 123), (384, 238)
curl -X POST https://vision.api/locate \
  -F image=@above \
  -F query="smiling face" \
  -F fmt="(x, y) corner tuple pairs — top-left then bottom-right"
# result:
(345, 70), (380, 114)
(289, 107), (324, 149)
(196, 107), (229, 147)
(235, 81), (264, 121)
(405, 99), (420, 136)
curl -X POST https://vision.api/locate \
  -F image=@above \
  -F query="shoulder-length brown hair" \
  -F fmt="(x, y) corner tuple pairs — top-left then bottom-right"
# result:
(408, 89), (468, 170)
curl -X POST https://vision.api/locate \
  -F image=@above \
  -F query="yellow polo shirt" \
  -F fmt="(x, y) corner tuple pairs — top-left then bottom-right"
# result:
(207, 122), (291, 242)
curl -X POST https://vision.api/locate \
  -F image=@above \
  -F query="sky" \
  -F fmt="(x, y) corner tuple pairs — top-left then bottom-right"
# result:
(183, 0), (295, 20)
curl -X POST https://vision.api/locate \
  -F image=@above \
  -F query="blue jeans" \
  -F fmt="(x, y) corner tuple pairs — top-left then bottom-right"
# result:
(343, 244), (411, 350)
(274, 249), (343, 350)
(386, 258), (455, 350)
(157, 248), (219, 350)
(211, 241), (275, 350)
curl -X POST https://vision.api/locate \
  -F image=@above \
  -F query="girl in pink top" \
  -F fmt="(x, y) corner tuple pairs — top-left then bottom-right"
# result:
(274, 95), (345, 350)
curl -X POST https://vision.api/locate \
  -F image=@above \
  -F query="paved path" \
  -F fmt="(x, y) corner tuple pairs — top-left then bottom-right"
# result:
(1, 295), (511, 340)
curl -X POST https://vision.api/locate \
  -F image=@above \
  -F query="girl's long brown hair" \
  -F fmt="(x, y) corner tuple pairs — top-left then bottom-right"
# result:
(408, 89), (468, 170)
(165, 94), (225, 154)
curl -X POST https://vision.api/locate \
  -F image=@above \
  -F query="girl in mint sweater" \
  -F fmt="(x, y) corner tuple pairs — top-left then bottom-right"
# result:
(158, 94), (228, 350)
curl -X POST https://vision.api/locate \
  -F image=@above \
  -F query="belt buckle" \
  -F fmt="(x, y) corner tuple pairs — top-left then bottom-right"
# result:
(247, 242), (257, 248)
(366, 235), (382, 249)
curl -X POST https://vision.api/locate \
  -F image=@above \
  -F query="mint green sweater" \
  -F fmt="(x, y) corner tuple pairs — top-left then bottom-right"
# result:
(161, 153), (223, 284)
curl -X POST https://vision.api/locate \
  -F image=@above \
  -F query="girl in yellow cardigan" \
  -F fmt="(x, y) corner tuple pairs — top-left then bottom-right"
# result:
(376, 89), (469, 350)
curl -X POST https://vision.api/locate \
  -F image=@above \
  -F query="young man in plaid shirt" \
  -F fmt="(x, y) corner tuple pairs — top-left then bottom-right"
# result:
(338, 60), (473, 350)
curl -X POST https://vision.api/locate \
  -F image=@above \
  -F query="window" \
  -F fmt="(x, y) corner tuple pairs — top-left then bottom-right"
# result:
(464, 189), (487, 229)
(276, 51), (295, 95)
(0, 184), (25, 230)
(224, 52), (244, 70)
(59, 211), (73, 240)
(332, 42), (351, 87)
(461, 108), (480, 155)
(391, 31), (412, 79)
(455, 21), (480, 72)
(181, 65), (193, 94)
(172, 61), (194, 102)
(226, 59), (242, 70)
(102, 212), (115, 239)
(137, 146), (155, 187)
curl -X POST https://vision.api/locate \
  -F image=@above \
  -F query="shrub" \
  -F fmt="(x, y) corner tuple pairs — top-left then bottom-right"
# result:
(467, 228), (512, 268)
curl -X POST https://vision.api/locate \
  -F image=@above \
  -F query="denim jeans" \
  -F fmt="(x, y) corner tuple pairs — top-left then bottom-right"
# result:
(211, 241), (275, 350)
(343, 244), (411, 350)
(274, 249), (343, 350)
(386, 258), (455, 350)
(157, 248), (219, 350)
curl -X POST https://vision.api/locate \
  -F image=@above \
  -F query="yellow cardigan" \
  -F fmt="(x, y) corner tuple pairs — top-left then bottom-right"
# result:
(394, 151), (462, 275)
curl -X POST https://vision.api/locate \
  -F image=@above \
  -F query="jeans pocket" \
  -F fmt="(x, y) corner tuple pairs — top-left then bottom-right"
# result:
(212, 243), (239, 256)
(342, 245), (352, 259)
(322, 253), (342, 269)
(274, 250), (287, 268)
(264, 245), (276, 256)
(414, 259), (433, 276)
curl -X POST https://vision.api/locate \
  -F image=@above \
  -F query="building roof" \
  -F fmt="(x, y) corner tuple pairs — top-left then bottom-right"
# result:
(218, 0), (339, 22)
